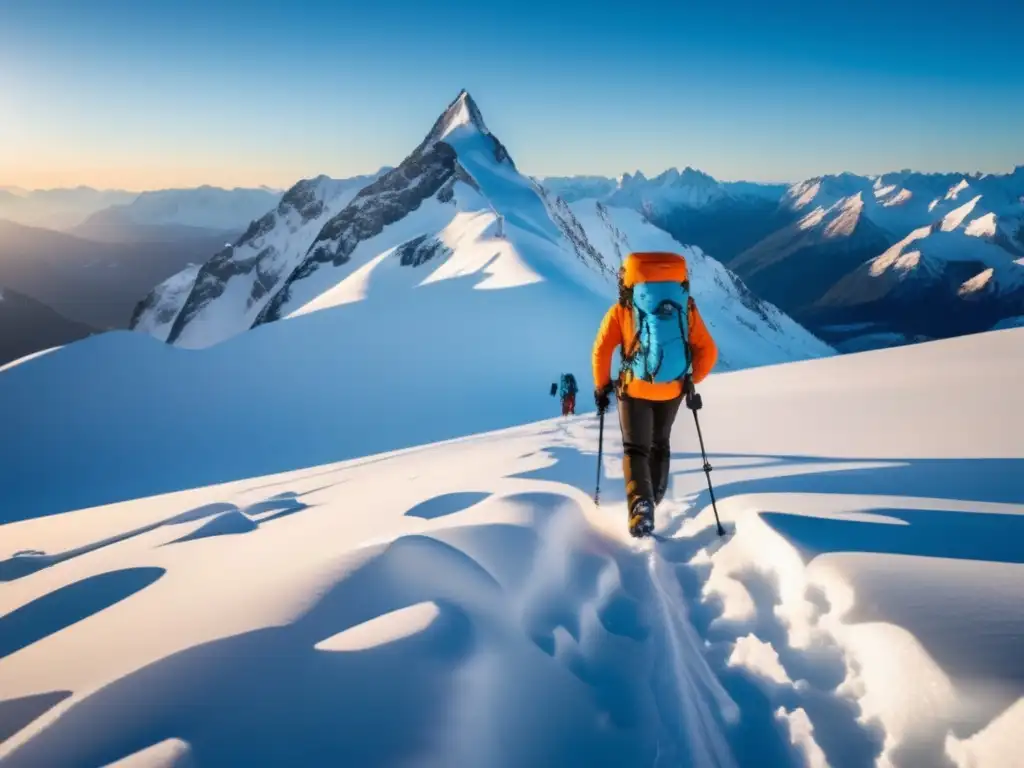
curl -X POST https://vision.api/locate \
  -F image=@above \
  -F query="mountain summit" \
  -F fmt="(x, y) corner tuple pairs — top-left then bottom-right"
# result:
(422, 89), (492, 146)
(132, 90), (831, 382)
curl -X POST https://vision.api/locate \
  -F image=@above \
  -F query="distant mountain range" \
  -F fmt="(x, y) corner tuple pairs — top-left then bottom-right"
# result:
(71, 186), (282, 242)
(538, 165), (1024, 350)
(7, 129), (1022, 363)
(0, 219), (237, 332)
(0, 184), (282, 233)
(0, 185), (286, 364)
(539, 169), (793, 263)
(0, 186), (138, 230)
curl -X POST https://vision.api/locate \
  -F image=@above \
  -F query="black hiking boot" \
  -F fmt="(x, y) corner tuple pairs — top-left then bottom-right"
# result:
(628, 500), (654, 538)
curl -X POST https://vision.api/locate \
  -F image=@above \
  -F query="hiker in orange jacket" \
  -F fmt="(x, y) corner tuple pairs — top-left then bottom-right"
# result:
(592, 252), (718, 537)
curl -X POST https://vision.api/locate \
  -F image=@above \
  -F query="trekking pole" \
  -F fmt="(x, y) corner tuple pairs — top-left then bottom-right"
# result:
(687, 386), (725, 536)
(594, 409), (605, 505)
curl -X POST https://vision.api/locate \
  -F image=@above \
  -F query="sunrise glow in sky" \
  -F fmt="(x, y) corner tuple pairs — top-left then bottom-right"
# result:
(2, 0), (1023, 191)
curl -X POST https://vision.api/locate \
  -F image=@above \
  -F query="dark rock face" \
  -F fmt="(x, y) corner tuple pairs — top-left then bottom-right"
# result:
(130, 286), (187, 330)
(437, 179), (456, 204)
(311, 143), (459, 267)
(489, 134), (514, 169)
(164, 176), (346, 343)
(256, 141), (465, 325)
(396, 235), (451, 267)
(278, 176), (331, 222)
(238, 212), (275, 245)
(129, 292), (156, 329)
(166, 245), (256, 343)
(595, 202), (630, 266)
(248, 248), (282, 305)
(167, 243), (280, 343)
(538, 186), (612, 277)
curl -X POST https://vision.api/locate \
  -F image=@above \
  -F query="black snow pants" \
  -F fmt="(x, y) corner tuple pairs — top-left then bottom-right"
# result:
(617, 392), (683, 513)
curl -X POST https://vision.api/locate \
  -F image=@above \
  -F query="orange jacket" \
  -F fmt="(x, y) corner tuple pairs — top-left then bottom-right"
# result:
(592, 252), (718, 401)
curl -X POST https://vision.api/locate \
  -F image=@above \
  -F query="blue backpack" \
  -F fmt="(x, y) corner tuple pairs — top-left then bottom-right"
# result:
(623, 281), (693, 384)
(559, 374), (578, 397)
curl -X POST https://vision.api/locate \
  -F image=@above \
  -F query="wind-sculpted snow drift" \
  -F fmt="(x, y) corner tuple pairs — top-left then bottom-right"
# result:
(0, 327), (1022, 767)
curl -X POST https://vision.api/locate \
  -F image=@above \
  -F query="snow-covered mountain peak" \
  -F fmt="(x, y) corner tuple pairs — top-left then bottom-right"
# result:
(646, 166), (719, 189)
(793, 192), (865, 238)
(130, 170), (386, 348)
(784, 173), (872, 212)
(422, 89), (491, 146)
(868, 226), (931, 277)
(130, 91), (829, 380)
(789, 179), (824, 210)
(824, 192), (864, 238)
(617, 170), (649, 188)
(940, 194), (983, 232)
(945, 178), (972, 201)
(607, 166), (729, 211)
(249, 90), (620, 326)
(965, 212), (998, 238)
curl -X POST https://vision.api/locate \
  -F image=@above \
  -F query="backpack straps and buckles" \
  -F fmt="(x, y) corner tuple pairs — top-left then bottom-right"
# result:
(675, 294), (695, 382)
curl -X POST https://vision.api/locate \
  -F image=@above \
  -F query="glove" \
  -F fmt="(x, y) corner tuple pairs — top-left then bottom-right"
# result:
(683, 376), (702, 411)
(594, 385), (612, 415)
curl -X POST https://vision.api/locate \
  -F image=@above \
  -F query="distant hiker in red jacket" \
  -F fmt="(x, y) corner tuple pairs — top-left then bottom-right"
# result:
(592, 252), (718, 537)
(559, 373), (578, 416)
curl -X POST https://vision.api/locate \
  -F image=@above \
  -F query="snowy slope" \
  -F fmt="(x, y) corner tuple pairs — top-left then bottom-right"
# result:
(135, 172), (383, 348)
(128, 265), (203, 342)
(255, 91), (614, 326)
(2, 223), (831, 527)
(1, 328), (1021, 767)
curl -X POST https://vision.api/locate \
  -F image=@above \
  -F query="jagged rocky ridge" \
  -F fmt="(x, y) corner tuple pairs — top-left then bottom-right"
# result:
(130, 172), (383, 348)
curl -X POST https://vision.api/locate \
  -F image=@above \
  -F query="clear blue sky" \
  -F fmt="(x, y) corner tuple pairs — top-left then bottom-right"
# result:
(2, 0), (1022, 190)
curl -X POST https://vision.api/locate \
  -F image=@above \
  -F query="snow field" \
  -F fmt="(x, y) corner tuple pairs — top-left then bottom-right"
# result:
(1, 329), (1021, 767)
